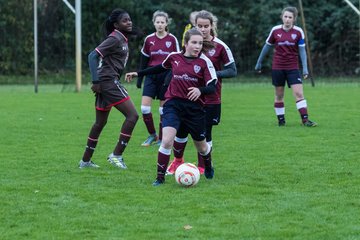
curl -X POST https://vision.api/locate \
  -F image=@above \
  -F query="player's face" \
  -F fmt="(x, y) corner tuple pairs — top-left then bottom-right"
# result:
(154, 16), (167, 33)
(196, 18), (212, 40)
(184, 34), (203, 57)
(115, 13), (132, 33)
(282, 11), (295, 29)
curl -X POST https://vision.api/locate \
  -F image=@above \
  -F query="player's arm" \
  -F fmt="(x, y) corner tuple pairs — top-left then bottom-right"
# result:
(88, 50), (102, 93)
(216, 62), (237, 78)
(298, 46), (309, 78)
(199, 80), (216, 95)
(187, 80), (216, 101)
(255, 44), (272, 72)
(125, 64), (167, 82)
(88, 50), (100, 83)
(138, 64), (167, 77)
(136, 54), (150, 88)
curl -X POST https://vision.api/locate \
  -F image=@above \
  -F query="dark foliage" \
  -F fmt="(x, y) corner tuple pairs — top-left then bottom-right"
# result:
(0, 0), (358, 76)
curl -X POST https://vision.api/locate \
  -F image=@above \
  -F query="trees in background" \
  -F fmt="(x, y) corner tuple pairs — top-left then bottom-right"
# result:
(0, 0), (359, 76)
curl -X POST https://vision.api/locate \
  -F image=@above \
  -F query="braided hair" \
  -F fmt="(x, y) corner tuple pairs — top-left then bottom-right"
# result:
(103, 8), (128, 36)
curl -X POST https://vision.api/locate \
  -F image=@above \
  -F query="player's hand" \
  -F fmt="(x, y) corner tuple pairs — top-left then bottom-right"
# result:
(125, 72), (138, 82)
(187, 87), (201, 101)
(255, 63), (262, 73)
(91, 83), (101, 93)
(303, 70), (309, 80)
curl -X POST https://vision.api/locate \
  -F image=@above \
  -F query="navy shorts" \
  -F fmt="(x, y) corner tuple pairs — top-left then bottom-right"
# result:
(205, 104), (221, 126)
(142, 70), (171, 100)
(95, 79), (129, 111)
(162, 98), (206, 141)
(272, 69), (302, 88)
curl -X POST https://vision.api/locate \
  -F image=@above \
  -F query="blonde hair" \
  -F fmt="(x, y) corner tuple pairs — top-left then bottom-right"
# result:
(152, 10), (171, 32)
(189, 11), (199, 25)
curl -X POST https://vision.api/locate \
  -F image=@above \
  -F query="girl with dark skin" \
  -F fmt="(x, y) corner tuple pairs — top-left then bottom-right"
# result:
(79, 9), (139, 169)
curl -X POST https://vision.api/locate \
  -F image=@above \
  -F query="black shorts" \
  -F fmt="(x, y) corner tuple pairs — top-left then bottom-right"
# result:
(95, 79), (129, 111)
(162, 98), (206, 141)
(205, 104), (221, 126)
(142, 70), (171, 101)
(272, 69), (302, 88)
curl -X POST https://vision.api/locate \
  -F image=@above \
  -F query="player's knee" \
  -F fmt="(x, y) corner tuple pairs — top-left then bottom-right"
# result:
(127, 112), (139, 124)
(141, 105), (151, 114)
(294, 92), (304, 99)
(93, 121), (107, 131)
(161, 139), (172, 149)
(198, 142), (211, 155)
(275, 95), (284, 101)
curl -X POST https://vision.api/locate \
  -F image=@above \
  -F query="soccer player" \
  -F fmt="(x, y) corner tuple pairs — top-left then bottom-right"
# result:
(137, 11), (180, 147)
(125, 28), (217, 186)
(78, 9), (139, 169)
(181, 11), (199, 47)
(255, 6), (317, 127)
(167, 10), (237, 175)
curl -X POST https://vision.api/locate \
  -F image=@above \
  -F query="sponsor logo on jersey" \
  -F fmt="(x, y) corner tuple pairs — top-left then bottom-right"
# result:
(174, 60), (180, 66)
(277, 33), (282, 38)
(151, 49), (170, 55)
(278, 41), (295, 46)
(173, 74), (198, 82)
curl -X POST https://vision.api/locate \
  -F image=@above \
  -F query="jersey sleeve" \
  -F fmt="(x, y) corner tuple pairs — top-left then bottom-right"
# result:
(95, 36), (119, 58)
(202, 56), (217, 85)
(162, 52), (174, 69)
(297, 27), (306, 47)
(172, 35), (180, 52)
(140, 36), (151, 57)
(265, 27), (276, 45)
(220, 43), (235, 66)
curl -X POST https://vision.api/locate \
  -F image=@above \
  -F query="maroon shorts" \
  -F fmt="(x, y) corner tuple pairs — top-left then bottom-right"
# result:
(95, 79), (130, 111)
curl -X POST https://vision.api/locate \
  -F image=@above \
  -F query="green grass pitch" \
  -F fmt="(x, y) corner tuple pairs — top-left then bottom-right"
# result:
(0, 80), (359, 239)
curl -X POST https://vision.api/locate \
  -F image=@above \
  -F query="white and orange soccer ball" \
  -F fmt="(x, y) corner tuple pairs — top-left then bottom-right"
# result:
(175, 163), (200, 187)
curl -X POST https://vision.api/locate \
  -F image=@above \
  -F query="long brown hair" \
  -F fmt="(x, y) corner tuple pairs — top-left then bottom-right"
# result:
(281, 6), (298, 21)
(195, 10), (218, 37)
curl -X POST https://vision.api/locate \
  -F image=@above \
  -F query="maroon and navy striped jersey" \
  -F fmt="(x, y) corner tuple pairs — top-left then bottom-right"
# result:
(95, 30), (129, 81)
(141, 33), (180, 66)
(265, 25), (305, 70)
(162, 52), (217, 105)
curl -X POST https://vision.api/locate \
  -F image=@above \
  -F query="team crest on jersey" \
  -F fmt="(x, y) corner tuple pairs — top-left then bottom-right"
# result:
(291, 34), (297, 40)
(194, 65), (201, 73)
(166, 41), (172, 48)
(208, 49), (216, 56)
